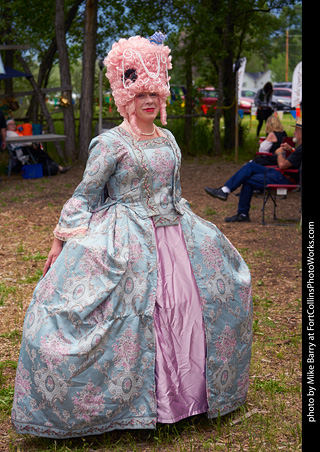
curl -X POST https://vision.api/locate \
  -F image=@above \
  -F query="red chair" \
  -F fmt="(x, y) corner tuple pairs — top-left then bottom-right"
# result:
(261, 166), (302, 225)
(255, 150), (293, 162)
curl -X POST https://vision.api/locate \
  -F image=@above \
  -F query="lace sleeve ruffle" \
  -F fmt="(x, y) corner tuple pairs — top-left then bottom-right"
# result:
(53, 225), (88, 241)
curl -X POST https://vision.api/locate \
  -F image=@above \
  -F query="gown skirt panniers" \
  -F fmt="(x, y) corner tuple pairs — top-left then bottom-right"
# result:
(11, 127), (252, 438)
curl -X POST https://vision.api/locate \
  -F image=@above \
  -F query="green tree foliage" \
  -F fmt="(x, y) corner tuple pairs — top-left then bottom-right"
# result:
(0, 0), (302, 158)
(117, 0), (301, 152)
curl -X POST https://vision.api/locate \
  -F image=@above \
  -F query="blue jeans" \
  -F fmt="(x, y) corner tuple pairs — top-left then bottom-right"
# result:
(225, 162), (293, 216)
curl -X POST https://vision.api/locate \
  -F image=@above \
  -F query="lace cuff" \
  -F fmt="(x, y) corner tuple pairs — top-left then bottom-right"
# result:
(53, 224), (88, 241)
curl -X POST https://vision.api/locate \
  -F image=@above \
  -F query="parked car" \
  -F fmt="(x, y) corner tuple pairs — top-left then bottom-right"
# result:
(197, 87), (218, 113)
(196, 87), (257, 114)
(272, 87), (292, 111)
(239, 90), (256, 114)
(274, 82), (292, 88)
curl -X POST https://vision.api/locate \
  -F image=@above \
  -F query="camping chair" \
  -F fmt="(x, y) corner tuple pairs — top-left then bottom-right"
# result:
(7, 144), (37, 177)
(261, 165), (302, 225)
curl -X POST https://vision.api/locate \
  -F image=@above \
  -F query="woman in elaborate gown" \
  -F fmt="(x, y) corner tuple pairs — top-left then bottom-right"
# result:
(11, 33), (252, 439)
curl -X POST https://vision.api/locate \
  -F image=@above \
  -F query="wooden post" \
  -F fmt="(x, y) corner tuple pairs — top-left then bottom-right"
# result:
(286, 29), (289, 82)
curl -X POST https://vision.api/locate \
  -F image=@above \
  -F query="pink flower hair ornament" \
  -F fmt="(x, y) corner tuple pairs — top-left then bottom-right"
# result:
(104, 33), (172, 135)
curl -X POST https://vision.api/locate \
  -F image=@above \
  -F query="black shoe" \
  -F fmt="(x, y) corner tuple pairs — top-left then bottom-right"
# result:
(60, 166), (72, 174)
(225, 213), (250, 223)
(204, 187), (228, 201)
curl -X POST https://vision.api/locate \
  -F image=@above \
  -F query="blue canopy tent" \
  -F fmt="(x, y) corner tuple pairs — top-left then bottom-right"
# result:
(0, 66), (31, 80)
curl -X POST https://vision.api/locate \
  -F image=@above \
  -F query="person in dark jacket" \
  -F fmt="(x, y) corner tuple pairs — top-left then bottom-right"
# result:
(254, 82), (274, 136)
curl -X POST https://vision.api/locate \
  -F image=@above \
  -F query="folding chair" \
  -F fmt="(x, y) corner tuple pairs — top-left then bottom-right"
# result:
(261, 165), (302, 226)
(7, 144), (37, 177)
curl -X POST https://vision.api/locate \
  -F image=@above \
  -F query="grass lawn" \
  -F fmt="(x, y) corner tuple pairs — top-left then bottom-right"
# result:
(0, 140), (302, 451)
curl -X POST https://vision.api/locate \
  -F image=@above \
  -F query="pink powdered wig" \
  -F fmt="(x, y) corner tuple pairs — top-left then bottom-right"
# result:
(104, 34), (172, 135)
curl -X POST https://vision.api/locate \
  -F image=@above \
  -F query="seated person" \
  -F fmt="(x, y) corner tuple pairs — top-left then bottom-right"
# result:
(254, 115), (288, 166)
(204, 118), (302, 223)
(6, 119), (71, 175)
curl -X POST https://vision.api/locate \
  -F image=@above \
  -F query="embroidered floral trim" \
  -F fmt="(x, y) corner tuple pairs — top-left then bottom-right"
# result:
(12, 417), (157, 438)
(115, 129), (159, 215)
(135, 144), (158, 215)
(153, 214), (180, 227)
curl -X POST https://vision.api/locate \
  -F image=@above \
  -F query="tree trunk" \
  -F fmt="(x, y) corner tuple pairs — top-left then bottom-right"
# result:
(27, 42), (56, 123)
(4, 50), (14, 96)
(3, 0), (13, 96)
(221, 15), (236, 153)
(222, 53), (236, 152)
(27, 0), (84, 123)
(78, 0), (98, 163)
(55, 0), (77, 161)
(213, 60), (224, 156)
(15, 54), (66, 162)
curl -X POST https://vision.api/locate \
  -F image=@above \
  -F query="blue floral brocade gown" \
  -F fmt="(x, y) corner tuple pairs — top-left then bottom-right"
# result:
(11, 127), (252, 438)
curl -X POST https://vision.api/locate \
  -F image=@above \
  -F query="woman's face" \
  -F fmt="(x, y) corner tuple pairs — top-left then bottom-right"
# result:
(134, 92), (160, 123)
(7, 121), (17, 131)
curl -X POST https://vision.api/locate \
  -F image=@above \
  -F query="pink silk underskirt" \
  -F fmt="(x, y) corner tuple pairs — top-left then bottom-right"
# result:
(153, 222), (208, 423)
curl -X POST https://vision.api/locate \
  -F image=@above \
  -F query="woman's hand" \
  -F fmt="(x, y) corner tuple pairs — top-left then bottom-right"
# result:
(43, 237), (63, 276)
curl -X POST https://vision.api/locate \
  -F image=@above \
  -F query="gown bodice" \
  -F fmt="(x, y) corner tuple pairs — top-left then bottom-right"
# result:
(105, 131), (180, 227)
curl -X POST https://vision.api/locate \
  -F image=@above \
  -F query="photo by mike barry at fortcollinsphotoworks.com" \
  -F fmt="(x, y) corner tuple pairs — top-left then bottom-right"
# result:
(303, 221), (317, 432)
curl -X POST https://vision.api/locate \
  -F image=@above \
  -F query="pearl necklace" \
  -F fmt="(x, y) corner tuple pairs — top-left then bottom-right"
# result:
(140, 125), (156, 136)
